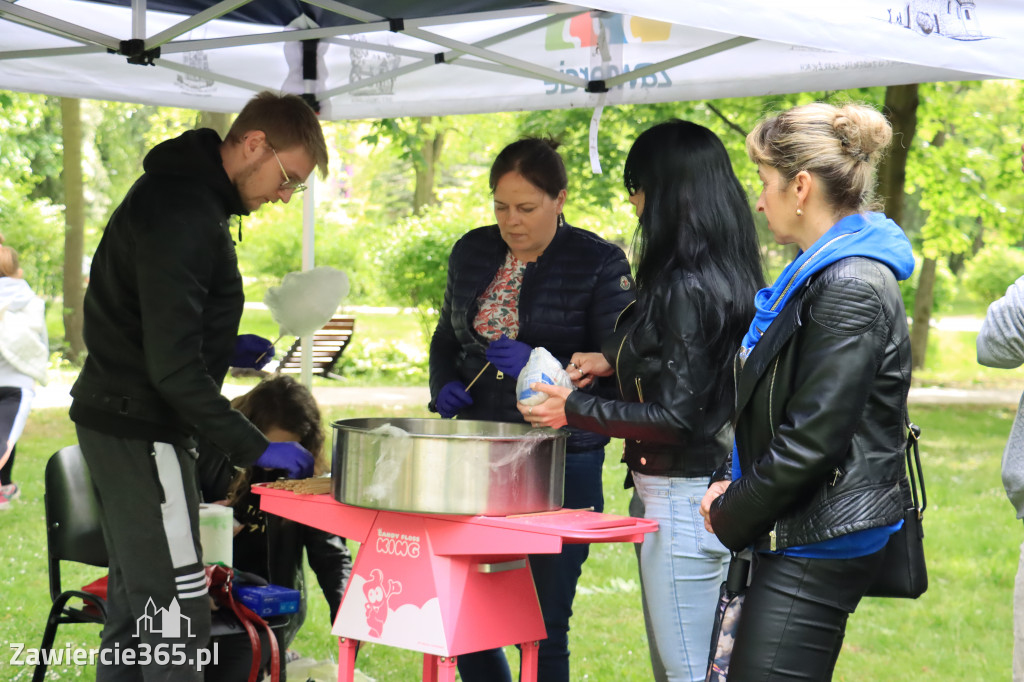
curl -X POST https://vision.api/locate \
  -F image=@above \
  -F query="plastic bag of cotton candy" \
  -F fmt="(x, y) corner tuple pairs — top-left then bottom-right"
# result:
(516, 347), (574, 406)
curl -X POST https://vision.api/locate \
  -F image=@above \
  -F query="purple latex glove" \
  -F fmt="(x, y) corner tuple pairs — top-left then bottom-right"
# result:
(232, 334), (275, 370)
(254, 441), (314, 479)
(436, 380), (474, 419)
(486, 334), (532, 377)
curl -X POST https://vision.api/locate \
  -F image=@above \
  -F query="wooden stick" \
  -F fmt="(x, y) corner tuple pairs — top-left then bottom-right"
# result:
(252, 333), (284, 367)
(464, 361), (491, 391)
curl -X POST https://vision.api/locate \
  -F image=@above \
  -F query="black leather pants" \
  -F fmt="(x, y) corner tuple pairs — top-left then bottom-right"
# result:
(728, 548), (886, 681)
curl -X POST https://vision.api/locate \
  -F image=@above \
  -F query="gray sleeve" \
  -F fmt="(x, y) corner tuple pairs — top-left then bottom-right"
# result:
(1002, 394), (1024, 519)
(977, 275), (1024, 368)
(976, 275), (1024, 517)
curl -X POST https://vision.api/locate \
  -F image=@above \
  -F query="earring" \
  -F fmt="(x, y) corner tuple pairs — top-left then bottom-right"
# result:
(796, 208), (803, 217)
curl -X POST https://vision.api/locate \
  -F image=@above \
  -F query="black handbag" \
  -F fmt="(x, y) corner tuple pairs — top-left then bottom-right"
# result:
(864, 422), (927, 599)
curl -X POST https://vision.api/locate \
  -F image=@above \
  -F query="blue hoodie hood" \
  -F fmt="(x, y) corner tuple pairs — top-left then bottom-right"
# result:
(741, 212), (915, 358)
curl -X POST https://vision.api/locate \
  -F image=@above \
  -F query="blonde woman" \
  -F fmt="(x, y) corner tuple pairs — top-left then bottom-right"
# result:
(700, 103), (916, 679)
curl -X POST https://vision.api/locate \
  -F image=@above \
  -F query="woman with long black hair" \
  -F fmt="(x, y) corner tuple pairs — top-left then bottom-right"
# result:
(525, 120), (765, 681)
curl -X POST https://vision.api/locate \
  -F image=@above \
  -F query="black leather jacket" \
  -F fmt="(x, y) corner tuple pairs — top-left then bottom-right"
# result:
(428, 222), (635, 452)
(565, 273), (733, 477)
(709, 257), (911, 552)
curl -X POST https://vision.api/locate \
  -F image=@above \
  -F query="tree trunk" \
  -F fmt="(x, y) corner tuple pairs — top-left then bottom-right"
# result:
(413, 117), (445, 213)
(877, 84), (918, 228)
(910, 257), (936, 370)
(61, 97), (86, 363)
(878, 84), (929, 369)
(197, 111), (231, 137)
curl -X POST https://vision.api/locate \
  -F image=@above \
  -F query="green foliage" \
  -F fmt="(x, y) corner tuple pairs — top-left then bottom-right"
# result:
(373, 200), (491, 338)
(962, 244), (1024, 303)
(907, 81), (1024, 259)
(336, 337), (428, 384)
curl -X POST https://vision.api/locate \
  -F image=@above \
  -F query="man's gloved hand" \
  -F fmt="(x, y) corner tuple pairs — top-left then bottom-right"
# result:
(486, 334), (532, 377)
(232, 334), (275, 370)
(436, 381), (474, 419)
(254, 441), (314, 479)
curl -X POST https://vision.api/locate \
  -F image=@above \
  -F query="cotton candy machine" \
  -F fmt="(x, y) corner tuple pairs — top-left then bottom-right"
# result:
(331, 418), (567, 516)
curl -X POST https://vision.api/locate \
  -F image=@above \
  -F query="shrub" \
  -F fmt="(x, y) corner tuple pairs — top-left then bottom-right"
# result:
(336, 338), (428, 384)
(962, 244), (1024, 304)
(374, 200), (491, 339)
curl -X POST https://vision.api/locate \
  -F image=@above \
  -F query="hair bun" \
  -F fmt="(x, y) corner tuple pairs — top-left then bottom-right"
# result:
(541, 136), (561, 152)
(833, 104), (892, 162)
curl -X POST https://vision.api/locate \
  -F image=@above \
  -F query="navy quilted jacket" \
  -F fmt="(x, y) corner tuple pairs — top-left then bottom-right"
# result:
(429, 222), (635, 452)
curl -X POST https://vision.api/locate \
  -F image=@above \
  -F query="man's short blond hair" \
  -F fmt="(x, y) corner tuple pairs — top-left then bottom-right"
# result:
(227, 91), (329, 178)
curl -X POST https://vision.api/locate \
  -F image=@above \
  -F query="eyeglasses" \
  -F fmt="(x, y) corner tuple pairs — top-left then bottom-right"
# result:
(269, 145), (307, 193)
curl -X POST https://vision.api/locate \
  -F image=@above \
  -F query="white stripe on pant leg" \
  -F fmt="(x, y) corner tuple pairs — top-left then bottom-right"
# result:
(176, 570), (209, 599)
(7, 387), (33, 447)
(153, 442), (199, 569)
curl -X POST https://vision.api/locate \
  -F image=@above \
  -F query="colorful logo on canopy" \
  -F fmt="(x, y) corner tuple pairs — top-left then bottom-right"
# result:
(546, 13), (671, 51)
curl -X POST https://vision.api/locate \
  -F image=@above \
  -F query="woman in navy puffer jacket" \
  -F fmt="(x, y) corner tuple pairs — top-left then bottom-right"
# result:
(428, 137), (635, 682)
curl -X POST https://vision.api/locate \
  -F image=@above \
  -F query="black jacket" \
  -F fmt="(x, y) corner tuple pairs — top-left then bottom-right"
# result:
(709, 257), (911, 552)
(428, 222), (635, 452)
(70, 129), (268, 465)
(565, 273), (733, 477)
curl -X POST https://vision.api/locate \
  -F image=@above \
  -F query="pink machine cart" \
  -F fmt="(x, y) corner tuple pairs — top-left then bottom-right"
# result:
(254, 486), (658, 682)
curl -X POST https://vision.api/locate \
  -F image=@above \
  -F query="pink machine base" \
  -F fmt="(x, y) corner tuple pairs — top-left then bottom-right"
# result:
(254, 486), (658, 682)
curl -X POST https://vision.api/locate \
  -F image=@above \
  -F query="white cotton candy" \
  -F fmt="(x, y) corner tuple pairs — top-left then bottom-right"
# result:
(264, 266), (350, 337)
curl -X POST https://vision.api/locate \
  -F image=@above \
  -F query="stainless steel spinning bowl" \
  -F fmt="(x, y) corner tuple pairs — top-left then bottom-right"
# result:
(331, 418), (567, 516)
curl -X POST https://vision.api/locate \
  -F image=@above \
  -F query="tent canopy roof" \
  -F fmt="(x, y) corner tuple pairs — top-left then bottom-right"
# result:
(1, 0), (1021, 119)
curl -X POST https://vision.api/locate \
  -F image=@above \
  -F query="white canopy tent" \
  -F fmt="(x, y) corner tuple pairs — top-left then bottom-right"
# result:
(1, 0), (1019, 118)
(2, 0), (1021, 381)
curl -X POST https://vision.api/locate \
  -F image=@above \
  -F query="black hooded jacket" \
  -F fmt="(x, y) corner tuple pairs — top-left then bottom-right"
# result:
(70, 129), (268, 465)
(428, 222), (635, 452)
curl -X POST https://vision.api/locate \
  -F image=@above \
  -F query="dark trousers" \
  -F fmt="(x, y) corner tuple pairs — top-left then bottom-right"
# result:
(457, 448), (605, 682)
(0, 386), (26, 485)
(77, 425), (211, 682)
(728, 549), (886, 681)
(0, 444), (13, 486)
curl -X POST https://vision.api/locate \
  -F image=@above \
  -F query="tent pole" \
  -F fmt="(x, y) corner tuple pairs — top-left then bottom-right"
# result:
(300, 175), (315, 389)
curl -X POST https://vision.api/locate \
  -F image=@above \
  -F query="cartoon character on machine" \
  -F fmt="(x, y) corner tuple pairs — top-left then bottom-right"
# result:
(363, 568), (403, 637)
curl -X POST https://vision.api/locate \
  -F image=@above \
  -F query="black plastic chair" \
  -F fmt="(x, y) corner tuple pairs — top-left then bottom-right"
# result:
(34, 445), (109, 682)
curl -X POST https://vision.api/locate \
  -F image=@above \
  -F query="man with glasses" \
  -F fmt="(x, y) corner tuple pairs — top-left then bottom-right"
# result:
(69, 91), (328, 681)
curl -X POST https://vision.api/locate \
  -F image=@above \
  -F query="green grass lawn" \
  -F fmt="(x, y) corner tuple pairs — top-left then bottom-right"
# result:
(0, 403), (1019, 681)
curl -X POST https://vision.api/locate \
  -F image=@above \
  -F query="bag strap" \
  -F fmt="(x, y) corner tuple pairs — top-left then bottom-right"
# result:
(905, 421), (926, 518)
(207, 566), (282, 682)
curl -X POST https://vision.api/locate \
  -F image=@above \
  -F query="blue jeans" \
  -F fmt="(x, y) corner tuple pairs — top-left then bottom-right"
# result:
(631, 472), (729, 682)
(457, 448), (605, 682)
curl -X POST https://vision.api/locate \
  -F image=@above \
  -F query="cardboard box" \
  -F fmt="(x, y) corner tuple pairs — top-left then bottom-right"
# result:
(233, 584), (300, 617)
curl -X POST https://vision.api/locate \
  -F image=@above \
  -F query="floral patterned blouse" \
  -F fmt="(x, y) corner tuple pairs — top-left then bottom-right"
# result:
(473, 250), (526, 340)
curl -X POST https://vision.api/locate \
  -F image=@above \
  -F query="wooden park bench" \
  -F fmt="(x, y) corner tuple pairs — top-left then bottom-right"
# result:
(275, 314), (356, 380)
